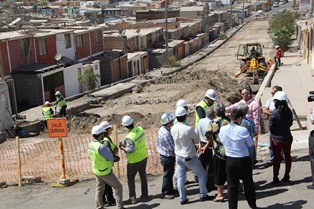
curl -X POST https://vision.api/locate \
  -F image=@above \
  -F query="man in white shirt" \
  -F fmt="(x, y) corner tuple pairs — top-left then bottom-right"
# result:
(171, 107), (209, 205)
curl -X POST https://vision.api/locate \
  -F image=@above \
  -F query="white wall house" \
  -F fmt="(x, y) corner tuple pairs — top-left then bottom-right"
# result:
(56, 30), (76, 61)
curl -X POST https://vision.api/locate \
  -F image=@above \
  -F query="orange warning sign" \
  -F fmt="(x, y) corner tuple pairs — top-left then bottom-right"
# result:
(47, 118), (68, 138)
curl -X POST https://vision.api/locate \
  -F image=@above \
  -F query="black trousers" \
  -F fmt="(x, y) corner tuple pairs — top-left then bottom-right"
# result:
(226, 156), (256, 209)
(160, 155), (175, 195)
(198, 146), (215, 191)
(309, 130), (314, 185)
(59, 105), (67, 117)
(103, 184), (115, 203)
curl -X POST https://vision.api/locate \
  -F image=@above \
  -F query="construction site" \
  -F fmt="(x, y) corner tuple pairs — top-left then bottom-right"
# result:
(0, 19), (277, 185)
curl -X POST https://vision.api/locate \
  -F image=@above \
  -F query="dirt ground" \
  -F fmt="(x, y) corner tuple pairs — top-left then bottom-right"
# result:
(65, 20), (273, 135)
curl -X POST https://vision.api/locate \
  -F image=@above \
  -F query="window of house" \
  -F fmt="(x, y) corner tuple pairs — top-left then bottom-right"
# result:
(96, 30), (102, 43)
(65, 33), (71, 49)
(20, 38), (30, 56)
(39, 38), (47, 56)
(77, 34), (83, 48)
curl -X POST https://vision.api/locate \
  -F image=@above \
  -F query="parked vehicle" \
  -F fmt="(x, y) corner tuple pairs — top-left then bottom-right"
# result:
(273, 2), (279, 7)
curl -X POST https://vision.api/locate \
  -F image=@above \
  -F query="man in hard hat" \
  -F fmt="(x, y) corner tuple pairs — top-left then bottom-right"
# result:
(119, 115), (148, 204)
(195, 107), (216, 192)
(156, 113), (176, 199)
(88, 125), (124, 209)
(274, 45), (283, 67)
(195, 89), (218, 128)
(42, 101), (54, 128)
(54, 91), (67, 117)
(171, 106), (209, 205)
(100, 121), (120, 207)
(175, 99), (190, 125)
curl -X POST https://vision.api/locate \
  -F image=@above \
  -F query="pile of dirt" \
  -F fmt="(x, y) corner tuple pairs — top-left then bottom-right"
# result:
(65, 68), (260, 135)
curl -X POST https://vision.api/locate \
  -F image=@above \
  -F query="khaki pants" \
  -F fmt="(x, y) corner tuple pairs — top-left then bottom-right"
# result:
(95, 173), (123, 209)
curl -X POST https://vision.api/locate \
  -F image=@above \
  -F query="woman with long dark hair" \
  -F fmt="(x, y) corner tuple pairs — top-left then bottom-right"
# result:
(269, 91), (293, 185)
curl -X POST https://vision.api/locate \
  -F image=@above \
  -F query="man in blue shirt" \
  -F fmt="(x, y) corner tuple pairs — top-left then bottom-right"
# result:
(156, 113), (176, 199)
(219, 109), (257, 209)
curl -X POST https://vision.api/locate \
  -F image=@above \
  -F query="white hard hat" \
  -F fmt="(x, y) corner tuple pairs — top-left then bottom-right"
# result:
(176, 99), (188, 108)
(273, 91), (288, 101)
(91, 125), (106, 135)
(122, 115), (134, 126)
(276, 45), (279, 49)
(160, 113), (175, 125)
(100, 121), (112, 130)
(55, 91), (61, 96)
(44, 101), (50, 106)
(205, 89), (218, 101)
(175, 106), (187, 117)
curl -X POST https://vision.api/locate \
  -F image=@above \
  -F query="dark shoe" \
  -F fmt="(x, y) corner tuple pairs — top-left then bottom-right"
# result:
(307, 185), (314, 190)
(200, 195), (211, 202)
(104, 201), (116, 207)
(272, 176), (279, 185)
(266, 161), (273, 167)
(180, 199), (189, 205)
(164, 194), (174, 199)
(281, 173), (290, 182)
(127, 198), (137, 204)
(140, 195), (149, 199)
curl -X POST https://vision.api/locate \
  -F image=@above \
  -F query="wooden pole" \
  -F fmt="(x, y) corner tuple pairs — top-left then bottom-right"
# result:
(16, 136), (22, 187)
(113, 125), (120, 178)
(58, 138), (66, 179)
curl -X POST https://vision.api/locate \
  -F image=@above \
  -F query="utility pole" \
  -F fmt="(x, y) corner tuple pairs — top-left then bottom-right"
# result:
(165, 0), (169, 66)
(204, 0), (210, 45)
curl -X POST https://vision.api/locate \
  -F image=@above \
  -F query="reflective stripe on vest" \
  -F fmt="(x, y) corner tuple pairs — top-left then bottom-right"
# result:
(125, 126), (148, 164)
(195, 99), (209, 128)
(57, 96), (66, 107)
(88, 141), (112, 176)
(43, 107), (53, 120)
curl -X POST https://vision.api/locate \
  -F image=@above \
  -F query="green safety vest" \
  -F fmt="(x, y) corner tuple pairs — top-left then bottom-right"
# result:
(88, 141), (112, 176)
(43, 107), (53, 120)
(125, 126), (148, 164)
(195, 99), (209, 127)
(102, 137), (117, 151)
(57, 96), (66, 107)
(101, 137), (117, 166)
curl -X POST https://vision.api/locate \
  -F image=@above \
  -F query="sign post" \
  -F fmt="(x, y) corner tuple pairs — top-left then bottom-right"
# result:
(47, 118), (75, 186)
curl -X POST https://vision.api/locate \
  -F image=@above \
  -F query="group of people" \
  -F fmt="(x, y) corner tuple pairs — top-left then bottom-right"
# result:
(87, 85), (295, 209)
(88, 115), (149, 209)
(42, 91), (68, 127)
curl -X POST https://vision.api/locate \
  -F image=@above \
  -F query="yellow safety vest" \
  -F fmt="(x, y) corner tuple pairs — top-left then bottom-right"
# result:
(125, 126), (148, 164)
(43, 107), (53, 120)
(57, 96), (66, 107)
(88, 141), (112, 176)
(195, 99), (209, 127)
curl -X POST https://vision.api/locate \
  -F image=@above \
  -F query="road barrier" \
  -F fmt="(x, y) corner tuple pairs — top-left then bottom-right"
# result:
(0, 129), (163, 184)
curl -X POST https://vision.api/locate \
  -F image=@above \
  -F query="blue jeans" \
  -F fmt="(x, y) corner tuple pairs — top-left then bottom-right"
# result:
(176, 155), (208, 202)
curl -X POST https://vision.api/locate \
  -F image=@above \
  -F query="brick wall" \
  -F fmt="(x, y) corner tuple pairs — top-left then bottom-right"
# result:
(111, 58), (120, 83)
(90, 29), (104, 54)
(9, 37), (36, 71)
(75, 33), (91, 60)
(103, 35), (127, 51)
(136, 10), (180, 21)
(36, 35), (57, 64)
(0, 42), (10, 77)
(119, 54), (127, 79)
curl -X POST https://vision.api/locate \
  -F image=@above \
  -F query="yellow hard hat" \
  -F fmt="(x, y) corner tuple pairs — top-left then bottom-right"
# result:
(268, 58), (272, 61)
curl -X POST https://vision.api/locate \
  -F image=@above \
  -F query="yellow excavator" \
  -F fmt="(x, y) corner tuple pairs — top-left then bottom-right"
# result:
(235, 43), (268, 84)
